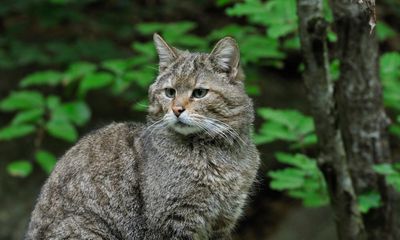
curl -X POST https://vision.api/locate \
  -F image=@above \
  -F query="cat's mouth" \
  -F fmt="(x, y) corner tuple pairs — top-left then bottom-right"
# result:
(170, 120), (201, 135)
(176, 121), (189, 127)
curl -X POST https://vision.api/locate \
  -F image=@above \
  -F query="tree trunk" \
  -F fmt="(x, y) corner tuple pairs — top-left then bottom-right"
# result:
(331, 0), (400, 239)
(297, 0), (366, 239)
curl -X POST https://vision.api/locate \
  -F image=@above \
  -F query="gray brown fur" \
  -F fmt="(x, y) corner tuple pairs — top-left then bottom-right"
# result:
(26, 34), (260, 240)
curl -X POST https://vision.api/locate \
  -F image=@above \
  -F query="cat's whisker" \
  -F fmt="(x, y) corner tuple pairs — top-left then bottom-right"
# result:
(209, 118), (247, 146)
(191, 117), (235, 145)
(193, 115), (245, 146)
(142, 117), (169, 145)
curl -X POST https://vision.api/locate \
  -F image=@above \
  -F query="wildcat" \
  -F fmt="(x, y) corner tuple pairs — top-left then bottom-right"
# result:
(26, 34), (260, 240)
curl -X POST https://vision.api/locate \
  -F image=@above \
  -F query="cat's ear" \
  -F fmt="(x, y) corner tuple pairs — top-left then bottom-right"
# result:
(153, 33), (179, 71)
(209, 37), (240, 77)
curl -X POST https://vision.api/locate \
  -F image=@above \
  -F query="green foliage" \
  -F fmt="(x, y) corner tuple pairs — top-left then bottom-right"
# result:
(227, 0), (297, 39)
(376, 22), (397, 41)
(255, 108), (317, 149)
(0, 124), (36, 140)
(358, 191), (382, 214)
(20, 71), (64, 87)
(0, 91), (45, 112)
(269, 152), (329, 207)
(64, 61), (97, 84)
(373, 163), (400, 192)
(11, 109), (44, 126)
(379, 52), (400, 139)
(6, 160), (33, 177)
(380, 52), (400, 112)
(255, 108), (327, 207)
(45, 98), (90, 142)
(78, 72), (114, 97)
(35, 150), (57, 174)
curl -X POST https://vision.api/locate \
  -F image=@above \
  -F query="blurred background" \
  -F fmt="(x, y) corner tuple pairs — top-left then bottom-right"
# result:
(0, 0), (399, 239)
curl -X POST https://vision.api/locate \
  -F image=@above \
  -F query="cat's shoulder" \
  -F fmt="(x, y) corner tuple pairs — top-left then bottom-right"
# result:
(60, 122), (144, 164)
(79, 121), (143, 145)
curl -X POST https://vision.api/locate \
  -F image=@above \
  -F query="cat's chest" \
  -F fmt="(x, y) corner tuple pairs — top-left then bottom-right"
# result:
(162, 144), (245, 190)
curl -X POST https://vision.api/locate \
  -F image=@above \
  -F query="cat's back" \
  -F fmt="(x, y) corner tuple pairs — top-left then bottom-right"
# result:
(26, 122), (146, 240)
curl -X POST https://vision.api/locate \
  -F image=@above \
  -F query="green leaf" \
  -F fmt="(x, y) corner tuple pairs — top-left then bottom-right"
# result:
(386, 174), (400, 192)
(390, 124), (400, 138)
(46, 95), (61, 110)
(269, 168), (305, 190)
(291, 134), (318, 149)
(132, 42), (157, 58)
(380, 52), (400, 78)
(373, 164), (396, 175)
(240, 36), (285, 64)
(327, 31), (337, 42)
(102, 59), (131, 75)
(256, 108), (316, 147)
(125, 68), (157, 88)
(0, 124), (35, 140)
(227, 0), (297, 37)
(302, 192), (329, 207)
(358, 191), (382, 214)
(245, 85), (261, 96)
(46, 119), (78, 142)
(330, 59), (340, 81)
(78, 72), (114, 97)
(20, 71), (63, 87)
(7, 160), (33, 177)
(376, 22), (396, 41)
(268, 24), (297, 38)
(258, 121), (297, 142)
(11, 109), (44, 126)
(53, 101), (91, 126)
(216, 0), (233, 6)
(35, 150), (57, 174)
(258, 108), (297, 128)
(0, 91), (45, 112)
(283, 37), (301, 49)
(275, 152), (317, 170)
(65, 61), (97, 83)
(208, 25), (257, 42)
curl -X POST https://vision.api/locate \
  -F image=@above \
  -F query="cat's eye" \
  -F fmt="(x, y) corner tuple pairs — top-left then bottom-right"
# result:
(164, 88), (176, 98)
(192, 88), (208, 99)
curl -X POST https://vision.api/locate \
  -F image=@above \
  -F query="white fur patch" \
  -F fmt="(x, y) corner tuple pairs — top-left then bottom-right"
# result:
(165, 112), (202, 135)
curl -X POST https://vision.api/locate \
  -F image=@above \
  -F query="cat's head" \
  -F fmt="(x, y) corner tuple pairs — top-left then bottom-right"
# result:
(147, 33), (253, 138)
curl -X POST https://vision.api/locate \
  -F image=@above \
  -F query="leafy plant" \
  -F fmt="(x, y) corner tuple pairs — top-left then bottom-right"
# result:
(357, 191), (382, 213)
(268, 152), (329, 207)
(380, 52), (400, 112)
(373, 163), (400, 192)
(379, 52), (400, 139)
(254, 108), (317, 149)
(6, 160), (33, 177)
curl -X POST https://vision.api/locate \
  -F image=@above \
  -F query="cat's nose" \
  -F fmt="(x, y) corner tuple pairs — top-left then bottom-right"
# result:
(172, 106), (185, 117)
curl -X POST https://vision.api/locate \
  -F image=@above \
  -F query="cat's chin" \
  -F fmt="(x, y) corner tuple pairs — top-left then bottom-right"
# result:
(170, 123), (201, 135)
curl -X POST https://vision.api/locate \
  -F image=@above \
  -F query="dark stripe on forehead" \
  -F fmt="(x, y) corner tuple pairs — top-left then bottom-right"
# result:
(156, 71), (173, 84)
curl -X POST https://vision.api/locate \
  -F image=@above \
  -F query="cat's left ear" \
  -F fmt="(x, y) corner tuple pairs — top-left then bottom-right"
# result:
(153, 33), (179, 71)
(209, 37), (240, 78)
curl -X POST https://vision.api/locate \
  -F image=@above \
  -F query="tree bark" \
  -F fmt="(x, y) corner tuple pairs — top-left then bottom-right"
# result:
(330, 0), (400, 239)
(297, 1), (366, 239)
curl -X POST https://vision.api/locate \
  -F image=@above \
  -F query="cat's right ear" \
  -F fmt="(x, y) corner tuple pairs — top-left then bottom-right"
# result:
(153, 33), (179, 71)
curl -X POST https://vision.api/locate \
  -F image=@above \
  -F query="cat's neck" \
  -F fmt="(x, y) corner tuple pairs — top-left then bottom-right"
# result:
(144, 126), (251, 150)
